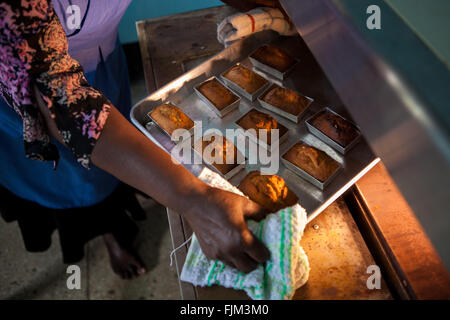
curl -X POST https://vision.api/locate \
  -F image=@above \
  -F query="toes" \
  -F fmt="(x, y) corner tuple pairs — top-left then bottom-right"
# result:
(129, 264), (146, 277)
(128, 253), (147, 276)
(106, 242), (147, 279)
(133, 261), (147, 276)
(137, 267), (147, 275)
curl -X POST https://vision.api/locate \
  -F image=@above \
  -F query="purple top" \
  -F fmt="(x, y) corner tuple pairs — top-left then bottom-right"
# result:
(0, 0), (130, 168)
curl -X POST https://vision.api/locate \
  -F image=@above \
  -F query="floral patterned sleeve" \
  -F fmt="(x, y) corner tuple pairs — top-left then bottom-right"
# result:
(0, 0), (112, 168)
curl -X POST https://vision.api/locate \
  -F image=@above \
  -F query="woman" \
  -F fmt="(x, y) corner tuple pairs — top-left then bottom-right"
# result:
(0, 0), (292, 279)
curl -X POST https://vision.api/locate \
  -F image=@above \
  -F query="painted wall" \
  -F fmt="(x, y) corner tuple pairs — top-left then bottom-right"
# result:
(386, 0), (450, 64)
(119, 0), (223, 44)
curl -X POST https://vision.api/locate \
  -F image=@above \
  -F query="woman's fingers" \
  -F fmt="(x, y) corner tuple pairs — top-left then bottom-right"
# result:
(241, 228), (270, 264)
(217, 254), (237, 270)
(231, 252), (258, 274)
(187, 187), (272, 274)
(243, 199), (270, 222)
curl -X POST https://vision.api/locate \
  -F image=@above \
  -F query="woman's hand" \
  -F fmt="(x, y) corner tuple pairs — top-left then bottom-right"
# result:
(85, 106), (270, 274)
(184, 187), (270, 273)
(217, 3), (295, 46)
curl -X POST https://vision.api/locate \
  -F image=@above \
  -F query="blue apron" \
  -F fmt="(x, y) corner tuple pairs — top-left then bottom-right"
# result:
(0, 0), (132, 209)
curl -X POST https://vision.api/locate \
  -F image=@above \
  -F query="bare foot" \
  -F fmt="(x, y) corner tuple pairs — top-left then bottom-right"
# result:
(103, 233), (147, 279)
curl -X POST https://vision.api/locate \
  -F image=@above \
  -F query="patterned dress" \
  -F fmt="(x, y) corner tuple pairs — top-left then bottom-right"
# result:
(0, 0), (113, 167)
(0, 0), (140, 263)
(0, 0), (132, 208)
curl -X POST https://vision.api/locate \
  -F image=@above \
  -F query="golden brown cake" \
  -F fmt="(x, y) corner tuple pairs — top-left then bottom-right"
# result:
(197, 78), (239, 110)
(196, 134), (241, 175)
(150, 104), (194, 136)
(282, 142), (340, 182)
(236, 109), (287, 145)
(310, 110), (360, 147)
(238, 171), (298, 212)
(222, 64), (268, 94)
(261, 85), (311, 116)
(250, 45), (295, 73)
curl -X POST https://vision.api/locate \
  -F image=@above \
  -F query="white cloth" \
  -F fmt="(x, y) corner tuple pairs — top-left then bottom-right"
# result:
(217, 7), (296, 46)
(180, 168), (310, 300)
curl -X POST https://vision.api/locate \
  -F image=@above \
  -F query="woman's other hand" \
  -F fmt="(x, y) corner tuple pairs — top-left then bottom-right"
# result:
(217, 4), (296, 46)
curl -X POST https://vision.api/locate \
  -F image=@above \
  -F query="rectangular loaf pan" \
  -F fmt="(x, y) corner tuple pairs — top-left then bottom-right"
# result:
(305, 107), (361, 154)
(235, 109), (290, 151)
(220, 63), (270, 101)
(194, 76), (241, 118)
(191, 136), (246, 180)
(147, 102), (194, 143)
(258, 84), (313, 123)
(281, 141), (342, 190)
(248, 51), (298, 81)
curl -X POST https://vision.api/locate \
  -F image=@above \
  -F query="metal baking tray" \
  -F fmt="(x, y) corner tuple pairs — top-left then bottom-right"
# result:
(194, 76), (240, 118)
(220, 63), (269, 101)
(130, 32), (379, 223)
(249, 46), (299, 80)
(281, 140), (343, 190)
(147, 102), (195, 142)
(258, 84), (313, 123)
(305, 107), (362, 154)
(191, 133), (246, 180)
(235, 109), (290, 151)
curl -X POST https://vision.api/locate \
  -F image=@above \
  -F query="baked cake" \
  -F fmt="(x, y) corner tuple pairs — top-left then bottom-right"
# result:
(250, 45), (295, 73)
(238, 171), (298, 212)
(236, 109), (288, 145)
(222, 64), (268, 94)
(282, 142), (340, 182)
(261, 85), (311, 116)
(196, 134), (241, 175)
(150, 104), (194, 136)
(310, 110), (360, 147)
(197, 78), (239, 110)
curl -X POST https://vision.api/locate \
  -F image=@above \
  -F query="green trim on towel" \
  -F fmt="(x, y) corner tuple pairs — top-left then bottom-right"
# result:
(234, 272), (243, 289)
(279, 209), (287, 299)
(239, 274), (246, 289)
(287, 207), (294, 294)
(207, 261), (218, 286)
(258, 219), (265, 240)
(212, 262), (225, 285)
(179, 170), (309, 300)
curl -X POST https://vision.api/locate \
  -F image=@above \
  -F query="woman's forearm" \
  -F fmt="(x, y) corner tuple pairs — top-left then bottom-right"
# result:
(95, 106), (271, 272)
(34, 82), (270, 273)
(90, 105), (208, 216)
(34, 82), (207, 213)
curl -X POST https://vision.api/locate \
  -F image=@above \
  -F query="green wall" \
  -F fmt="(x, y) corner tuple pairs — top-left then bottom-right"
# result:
(386, 0), (450, 65)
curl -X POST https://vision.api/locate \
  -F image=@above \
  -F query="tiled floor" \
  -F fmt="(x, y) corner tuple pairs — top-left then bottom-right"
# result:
(0, 43), (181, 300)
(0, 195), (181, 300)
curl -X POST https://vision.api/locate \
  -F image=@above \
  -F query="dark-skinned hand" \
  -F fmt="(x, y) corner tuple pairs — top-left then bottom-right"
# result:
(184, 186), (271, 273)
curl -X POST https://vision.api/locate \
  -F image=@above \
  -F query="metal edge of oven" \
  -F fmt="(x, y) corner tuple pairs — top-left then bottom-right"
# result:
(280, 0), (450, 269)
